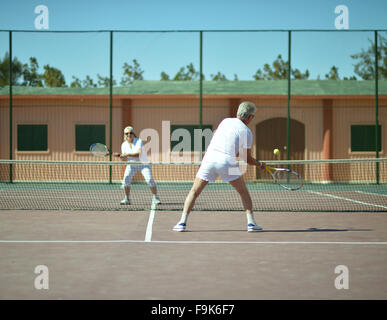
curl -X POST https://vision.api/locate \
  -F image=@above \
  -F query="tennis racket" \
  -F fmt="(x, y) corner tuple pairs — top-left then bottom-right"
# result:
(265, 165), (303, 190)
(90, 143), (120, 158)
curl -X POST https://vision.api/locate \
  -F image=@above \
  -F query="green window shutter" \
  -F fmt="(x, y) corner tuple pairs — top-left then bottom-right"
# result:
(17, 124), (48, 151)
(76, 125), (106, 151)
(171, 125), (212, 152)
(351, 125), (382, 152)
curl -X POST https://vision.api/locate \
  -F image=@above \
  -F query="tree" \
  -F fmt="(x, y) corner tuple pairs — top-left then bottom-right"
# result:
(121, 59), (144, 85)
(70, 76), (82, 88)
(292, 68), (310, 80)
(210, 72), (228, 81)
(97, 74), (116, 87)
(351, 34), (387, 80)
(0, 52), (24, 86)
(22, 57), (43, 87)
(173, 63), (203, 81)
(325, 66), (340, 80)
(82, 75), (97, 88)
(160, 71), (170, 81)
(41, 64), (66, 87)
(0, 55), (66, 87)
(70, 74), (115, 88)
(253, 54), (309, 80)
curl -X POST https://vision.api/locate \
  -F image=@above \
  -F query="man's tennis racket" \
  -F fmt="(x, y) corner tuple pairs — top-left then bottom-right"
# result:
(265, 165), (303, 191)
(90, 143), (120, 158)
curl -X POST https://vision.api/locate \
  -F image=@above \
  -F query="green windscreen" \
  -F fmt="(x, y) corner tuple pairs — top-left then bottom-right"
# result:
(17, 124), (48, 151)
(351, 125), (382, 152)
(171, 125), (212, 152)
(75, 124), (106, 151)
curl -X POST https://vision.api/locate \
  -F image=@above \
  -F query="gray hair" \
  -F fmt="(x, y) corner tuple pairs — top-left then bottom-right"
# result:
(236, 101), (257, 120)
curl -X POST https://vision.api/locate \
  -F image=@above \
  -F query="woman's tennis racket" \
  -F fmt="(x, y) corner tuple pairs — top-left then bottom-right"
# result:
(265, 165), (303, 191)
(90, 143), (120, 158)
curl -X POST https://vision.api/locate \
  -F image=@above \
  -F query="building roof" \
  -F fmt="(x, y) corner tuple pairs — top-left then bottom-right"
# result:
(0, 80), (386, 96)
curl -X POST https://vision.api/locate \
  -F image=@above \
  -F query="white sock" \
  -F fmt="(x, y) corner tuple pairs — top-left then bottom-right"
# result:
(125, 195), (130, 200)
(179, 212), (188, 224)
(247, 213), (256, 225)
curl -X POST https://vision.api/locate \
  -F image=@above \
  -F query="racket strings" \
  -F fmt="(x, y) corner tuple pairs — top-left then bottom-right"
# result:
(90, 143), (109, 157)
(274, 170), (302, 190)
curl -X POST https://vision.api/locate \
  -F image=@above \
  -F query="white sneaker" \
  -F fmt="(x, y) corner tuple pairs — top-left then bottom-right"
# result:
(120, 198), (131, 205)
(247, 223), (263, 232)
(152, 195), (161, 205)
(173, 222), (186, 232)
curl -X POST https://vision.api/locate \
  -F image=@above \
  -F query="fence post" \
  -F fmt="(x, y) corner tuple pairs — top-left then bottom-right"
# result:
(9, 31), (13, 183)
(109, 31), (113, 184)
(287, 30), (291, 162)
(374, 30), (379, 184)
(199, 30), (203, 160)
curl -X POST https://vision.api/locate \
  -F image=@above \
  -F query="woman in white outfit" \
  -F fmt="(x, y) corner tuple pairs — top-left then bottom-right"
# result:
(119, 126), (161, 205)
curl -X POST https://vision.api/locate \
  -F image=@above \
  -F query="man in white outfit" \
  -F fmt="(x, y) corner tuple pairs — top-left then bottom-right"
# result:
(173, 102), (266, 232)
(119, 126), (161, 206)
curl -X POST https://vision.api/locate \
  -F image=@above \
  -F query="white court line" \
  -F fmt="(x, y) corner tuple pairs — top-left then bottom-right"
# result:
(0, 195), (118, 201)
(0, 240), (387, 245)
(144, 201), (157, 242)
(355, 190), (387, 197)
(306, 190), (387, 210)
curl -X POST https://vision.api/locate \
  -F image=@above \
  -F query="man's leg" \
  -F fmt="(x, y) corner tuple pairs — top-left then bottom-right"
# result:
(228, 176), (252, 213)
(183, 177), (208, 214)
(125, 186), (130, 197)
(229, 176), (262, 232)
(173, 177), (208, 231)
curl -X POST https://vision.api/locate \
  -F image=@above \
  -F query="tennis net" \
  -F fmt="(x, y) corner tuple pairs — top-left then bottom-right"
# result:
(0, 158), (386, 212)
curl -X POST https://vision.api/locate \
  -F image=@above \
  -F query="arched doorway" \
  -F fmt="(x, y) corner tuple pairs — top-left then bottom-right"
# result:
(256, 117), (305, 179)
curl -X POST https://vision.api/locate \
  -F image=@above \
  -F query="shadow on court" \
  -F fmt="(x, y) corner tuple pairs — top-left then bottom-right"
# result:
(0, 210), (386, 300)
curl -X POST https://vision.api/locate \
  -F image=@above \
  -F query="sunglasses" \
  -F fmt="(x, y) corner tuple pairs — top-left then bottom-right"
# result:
(125, 132), (134, 135)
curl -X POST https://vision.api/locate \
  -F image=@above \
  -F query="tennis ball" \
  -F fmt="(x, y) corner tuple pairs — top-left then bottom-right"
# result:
(273, 148), (280, 155)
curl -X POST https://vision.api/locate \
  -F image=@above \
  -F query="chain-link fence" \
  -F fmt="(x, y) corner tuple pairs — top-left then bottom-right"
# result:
(0, 30), (385, 181)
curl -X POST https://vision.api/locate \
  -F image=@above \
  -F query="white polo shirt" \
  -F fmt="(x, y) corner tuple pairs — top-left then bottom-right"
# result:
(121, 138), (149, 163)
(202, 117), (253, 164)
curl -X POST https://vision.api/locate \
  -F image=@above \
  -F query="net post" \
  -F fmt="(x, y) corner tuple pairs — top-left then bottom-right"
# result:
(374, 31), (379, 184)
(9, 31), (13, 183)
(109, 31), (113, 184)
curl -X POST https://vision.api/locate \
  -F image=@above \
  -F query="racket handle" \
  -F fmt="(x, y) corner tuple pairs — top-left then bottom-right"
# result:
(257, 161), (266, 169)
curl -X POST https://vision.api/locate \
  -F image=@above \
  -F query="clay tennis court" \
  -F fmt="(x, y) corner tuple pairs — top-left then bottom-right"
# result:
(1, 207), (386, 300)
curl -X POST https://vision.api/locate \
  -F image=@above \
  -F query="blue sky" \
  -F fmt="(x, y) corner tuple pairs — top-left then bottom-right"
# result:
(1, 0), (387, 83)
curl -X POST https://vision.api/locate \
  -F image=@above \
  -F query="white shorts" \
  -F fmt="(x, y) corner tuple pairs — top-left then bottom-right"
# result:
(122, 164), (156, 187)
(196, 161), (242, 183)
